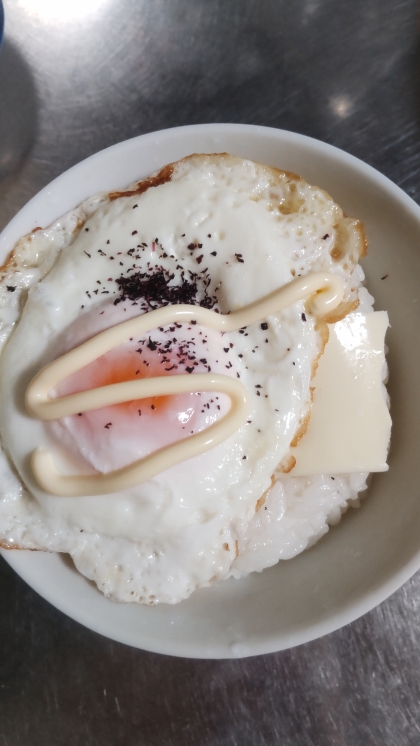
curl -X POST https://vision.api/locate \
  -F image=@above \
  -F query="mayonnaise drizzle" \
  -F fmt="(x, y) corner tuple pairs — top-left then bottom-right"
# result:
(25, 272), (343, 497)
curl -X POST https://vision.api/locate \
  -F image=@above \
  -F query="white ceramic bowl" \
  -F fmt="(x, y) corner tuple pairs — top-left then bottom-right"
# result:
(1, 124), (419, 658)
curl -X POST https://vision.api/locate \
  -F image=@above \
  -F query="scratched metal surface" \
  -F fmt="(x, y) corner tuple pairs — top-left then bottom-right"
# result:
(1, 1), (420, 744)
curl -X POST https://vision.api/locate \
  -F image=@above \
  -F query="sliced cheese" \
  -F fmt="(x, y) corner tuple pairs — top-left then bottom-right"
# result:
(290, 311), (391, 476)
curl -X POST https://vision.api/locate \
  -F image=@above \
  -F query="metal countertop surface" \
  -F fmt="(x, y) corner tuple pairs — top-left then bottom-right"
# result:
(1, 1), (420, 744)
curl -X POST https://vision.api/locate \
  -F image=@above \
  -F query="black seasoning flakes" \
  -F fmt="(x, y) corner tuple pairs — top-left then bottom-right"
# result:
(235, 253), (244, 263)
(114, 267), (218, 310)
(322, 234), (329, 240)
(210, 251), (217, 256)
(260, 322), (268, 330)
(84, 251), (91, 258)
(6, 286), (16, 292)
(381, 274), (389, 280)
(104, 422), (112, 429)
(301, 312), (306, 322)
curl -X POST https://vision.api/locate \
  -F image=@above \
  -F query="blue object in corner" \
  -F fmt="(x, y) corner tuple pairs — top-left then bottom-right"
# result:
(0, 0), (4, 49)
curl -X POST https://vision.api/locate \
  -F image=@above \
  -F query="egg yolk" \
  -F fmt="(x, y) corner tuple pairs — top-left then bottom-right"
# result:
(72, 348), (174, 415)
(50, 333), (226, 473)
(57, 338), (207, 418)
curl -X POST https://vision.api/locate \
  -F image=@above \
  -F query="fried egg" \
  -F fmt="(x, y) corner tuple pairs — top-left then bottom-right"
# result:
(0, 154), (369, 604)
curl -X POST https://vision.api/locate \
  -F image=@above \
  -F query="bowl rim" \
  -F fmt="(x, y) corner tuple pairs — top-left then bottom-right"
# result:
(1, 122), (420, 658)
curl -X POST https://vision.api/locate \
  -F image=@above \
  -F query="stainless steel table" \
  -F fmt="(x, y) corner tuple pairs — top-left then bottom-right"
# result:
(1, 1), (420, 744)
